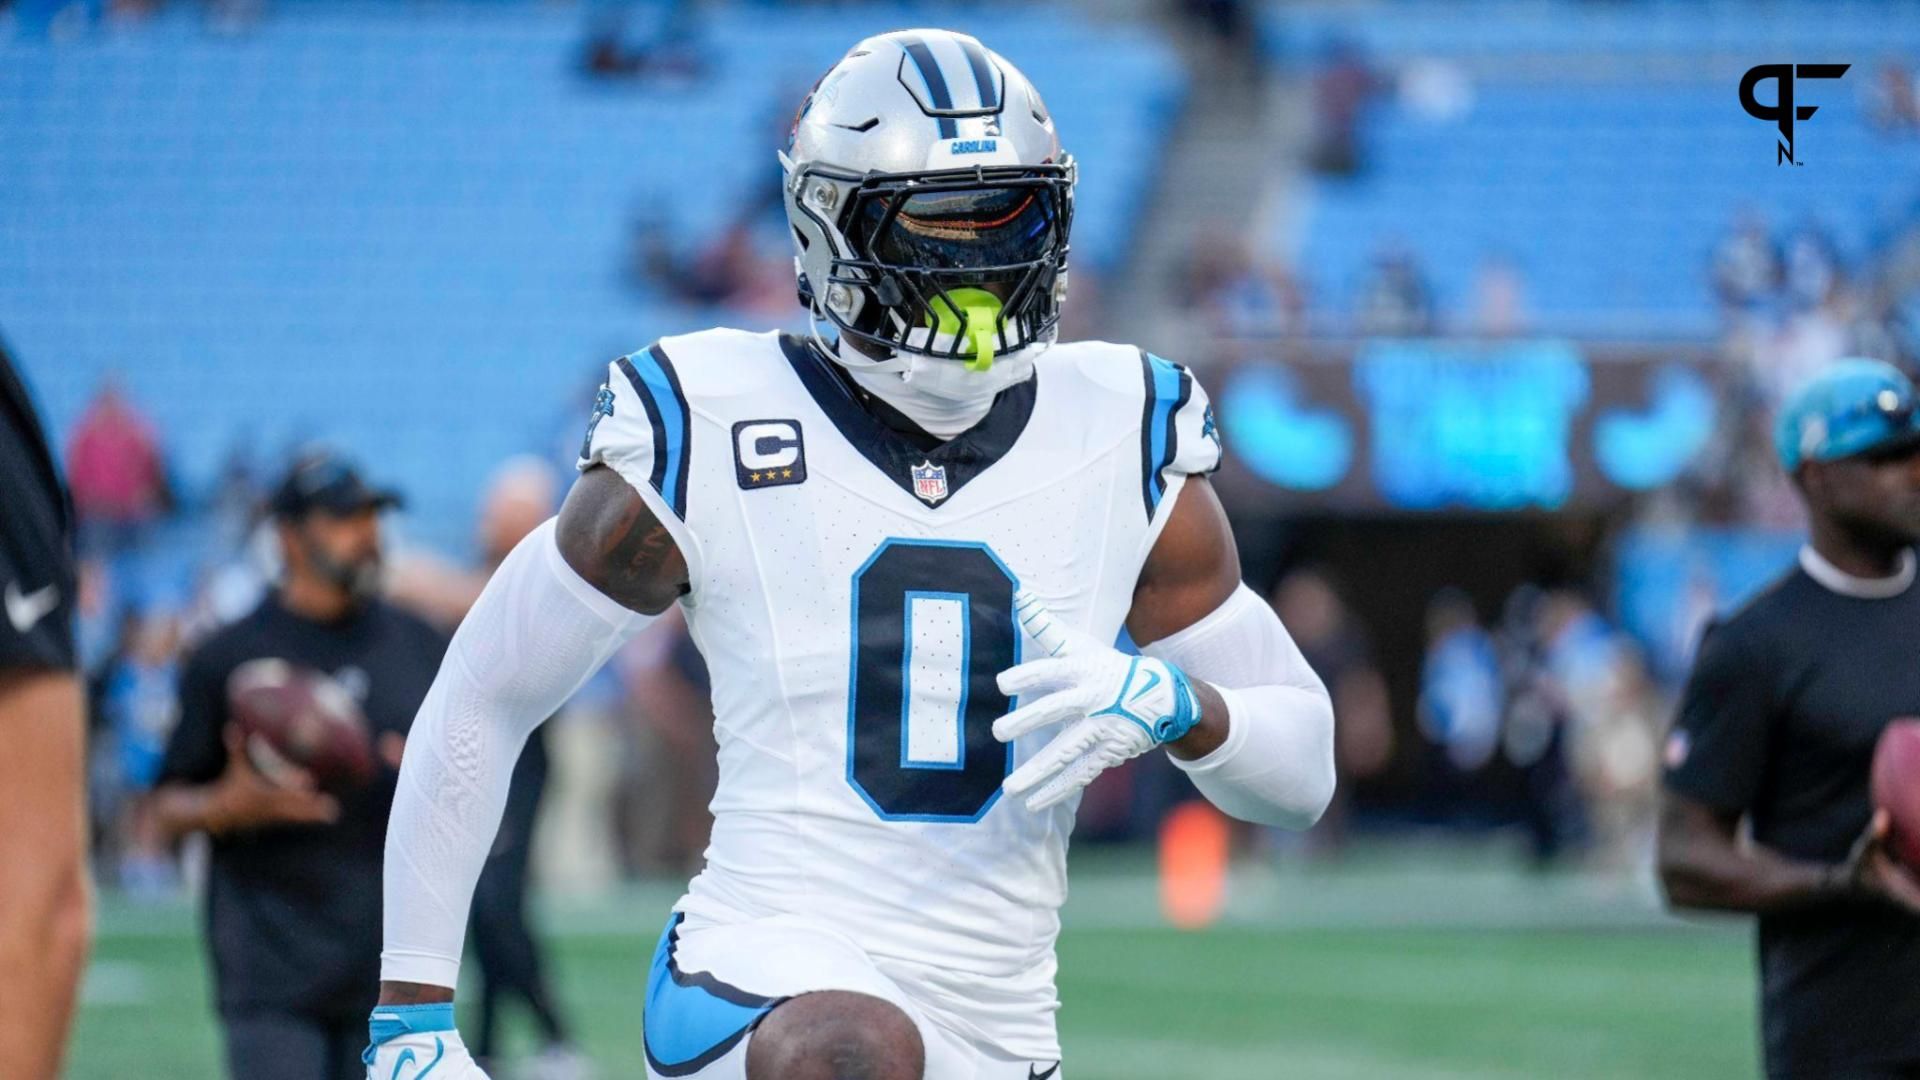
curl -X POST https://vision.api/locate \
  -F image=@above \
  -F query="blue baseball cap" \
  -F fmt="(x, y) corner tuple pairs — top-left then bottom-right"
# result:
(1775, 359), (1920, 472)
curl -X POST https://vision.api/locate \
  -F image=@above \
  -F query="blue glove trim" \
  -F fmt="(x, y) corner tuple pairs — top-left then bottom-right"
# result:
(368, 1003), (456, 1046)
(1091, 658), (1202, 745)
(1152, 667), (1201, 744)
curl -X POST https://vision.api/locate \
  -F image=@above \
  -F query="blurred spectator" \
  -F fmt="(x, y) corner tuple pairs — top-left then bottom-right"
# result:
(1356, 246), (1435, 337)
(618, 610), (719, 877)
(1783, 223), (1842, 312)
(73, 555), (120, 677)
(1494, 588), (1579, 864)
(1712, 210), (1780, 316)
(1417, 588), (1502, 773)
(1711, 213), (1913, 440)
(1469, 254), (1528, 337)
(211, 437), (268, 551)
(580, 0), (708, 81)
(1187, 233), (1305, 338)
(1176, 0), (1260, 89)
(1271, 568), (1390, 852)
(1307, 39), (1381, 176)
(66, 381), (171, 555)
(1869, 61), (1920, 132)
(631, 216), (791, 315)
(93, 607), (184, 897)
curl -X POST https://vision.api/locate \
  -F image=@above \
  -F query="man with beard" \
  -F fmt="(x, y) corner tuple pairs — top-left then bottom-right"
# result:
(152, 451), (447, 1080)
(1658, 359), (1920, 1079)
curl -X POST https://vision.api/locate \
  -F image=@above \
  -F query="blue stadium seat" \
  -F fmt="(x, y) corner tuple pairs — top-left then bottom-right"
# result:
(1278, 45), (1920, 334)
(0, 2), (1184, 554)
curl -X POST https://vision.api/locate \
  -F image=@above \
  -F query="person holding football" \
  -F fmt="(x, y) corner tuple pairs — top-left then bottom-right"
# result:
(1658, 359), (1920, 1079)
(151, 451), (445, 1080)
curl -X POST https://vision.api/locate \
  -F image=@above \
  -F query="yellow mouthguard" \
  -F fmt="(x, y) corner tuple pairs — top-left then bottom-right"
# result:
(924, 288), (1004, 372)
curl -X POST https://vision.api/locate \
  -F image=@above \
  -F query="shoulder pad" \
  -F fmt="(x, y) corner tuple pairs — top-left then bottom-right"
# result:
(578, 343), (692, 521)
(651, 328), (788, 401)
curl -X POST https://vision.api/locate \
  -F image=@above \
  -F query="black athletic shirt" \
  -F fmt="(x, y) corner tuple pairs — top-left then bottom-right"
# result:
(157, 594), (447, 1019)
(0, 343), (77, 672)
(1665, 557), (1920, 1078)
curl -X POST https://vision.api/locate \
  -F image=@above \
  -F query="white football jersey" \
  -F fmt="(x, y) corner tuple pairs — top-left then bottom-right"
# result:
(579, 329), (1218, 1059)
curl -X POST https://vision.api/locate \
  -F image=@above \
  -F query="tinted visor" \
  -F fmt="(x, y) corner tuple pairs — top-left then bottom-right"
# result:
(855, 184), (1059, 271)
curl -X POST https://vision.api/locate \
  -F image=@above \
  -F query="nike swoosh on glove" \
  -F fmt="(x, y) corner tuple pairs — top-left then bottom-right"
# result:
(993, 589), (1201, 812)
(364, 1004), (491, 1079)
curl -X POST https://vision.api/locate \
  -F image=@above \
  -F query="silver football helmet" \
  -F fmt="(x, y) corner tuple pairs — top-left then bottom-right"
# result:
(780, 29), (1075, 379)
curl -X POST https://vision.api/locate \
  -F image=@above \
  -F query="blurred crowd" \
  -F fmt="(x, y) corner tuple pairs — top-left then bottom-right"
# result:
(28, 0), (1920, 894)
(1182, 204), (1920, 362)
(66, 367), (1670, 896)
(70, 224), (1920, 897)
(66, 399), (727, 899)
(73, 374), (1672, 914)
(1159, 43), (1920, 877)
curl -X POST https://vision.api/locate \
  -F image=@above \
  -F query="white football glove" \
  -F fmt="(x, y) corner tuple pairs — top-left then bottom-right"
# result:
(364, 1004), (490, 1080)
(993, 590), (1203, 812)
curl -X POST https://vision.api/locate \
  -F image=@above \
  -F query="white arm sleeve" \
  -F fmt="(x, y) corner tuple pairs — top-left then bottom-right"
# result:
(381, 518), (656, 987)
(1142, 583), (1336, 830)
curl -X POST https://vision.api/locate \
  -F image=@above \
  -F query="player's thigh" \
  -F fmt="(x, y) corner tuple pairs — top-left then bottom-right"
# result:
(745, 990), (925, 1080)
(641, 910), (922, 1080)
(221, 1008), (331, 1080)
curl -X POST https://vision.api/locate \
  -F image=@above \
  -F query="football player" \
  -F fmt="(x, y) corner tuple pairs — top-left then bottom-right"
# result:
(368, 30), (1335, 1080)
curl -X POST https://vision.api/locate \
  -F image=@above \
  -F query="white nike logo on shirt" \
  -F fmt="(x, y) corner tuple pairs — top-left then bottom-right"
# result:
(5, 581), (60, 633)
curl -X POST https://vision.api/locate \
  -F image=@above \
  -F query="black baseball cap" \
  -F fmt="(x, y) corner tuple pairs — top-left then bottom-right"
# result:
(269, 450), (404, 519)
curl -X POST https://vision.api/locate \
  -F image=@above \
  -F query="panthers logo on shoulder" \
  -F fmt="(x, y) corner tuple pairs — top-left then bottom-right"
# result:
(579, 385), (615, 461)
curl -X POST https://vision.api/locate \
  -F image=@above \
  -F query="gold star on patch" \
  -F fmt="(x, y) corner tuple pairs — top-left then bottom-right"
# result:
(782, 468), (793, 479)
(750, 472), (761, 482)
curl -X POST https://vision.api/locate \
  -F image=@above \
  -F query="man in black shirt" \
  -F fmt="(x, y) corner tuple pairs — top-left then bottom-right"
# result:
(1659, 358), (1920, 1079)
(0, 336), (91, 1080)
(152, 451), (449, 1080)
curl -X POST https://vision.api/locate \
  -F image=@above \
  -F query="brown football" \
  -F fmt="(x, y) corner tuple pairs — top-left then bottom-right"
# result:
(226, 658), (376, 793)
(1871, 718), (1920, 871)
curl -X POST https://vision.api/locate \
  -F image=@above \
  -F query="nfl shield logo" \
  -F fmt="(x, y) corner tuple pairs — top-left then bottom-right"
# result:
(910, 460), (949, 505)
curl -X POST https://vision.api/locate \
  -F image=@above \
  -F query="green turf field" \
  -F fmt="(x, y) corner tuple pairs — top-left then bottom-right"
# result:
(65, 848), (1760, 1079)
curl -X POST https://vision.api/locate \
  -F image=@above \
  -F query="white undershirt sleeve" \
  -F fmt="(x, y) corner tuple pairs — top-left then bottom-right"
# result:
(381, 518), (656, 987)
(1141, 583), (1336, 830)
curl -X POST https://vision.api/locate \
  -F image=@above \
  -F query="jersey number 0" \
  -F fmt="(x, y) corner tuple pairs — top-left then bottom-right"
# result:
(847, 539), (1019, 822)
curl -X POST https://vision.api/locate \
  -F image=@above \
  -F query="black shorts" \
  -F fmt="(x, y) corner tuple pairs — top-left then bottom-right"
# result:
(0, 351), (76, 673)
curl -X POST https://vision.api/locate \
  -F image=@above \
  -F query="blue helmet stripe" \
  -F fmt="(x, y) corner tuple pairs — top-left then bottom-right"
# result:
(957, 38), (1000, 111)
(900, 37), (959, 139)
